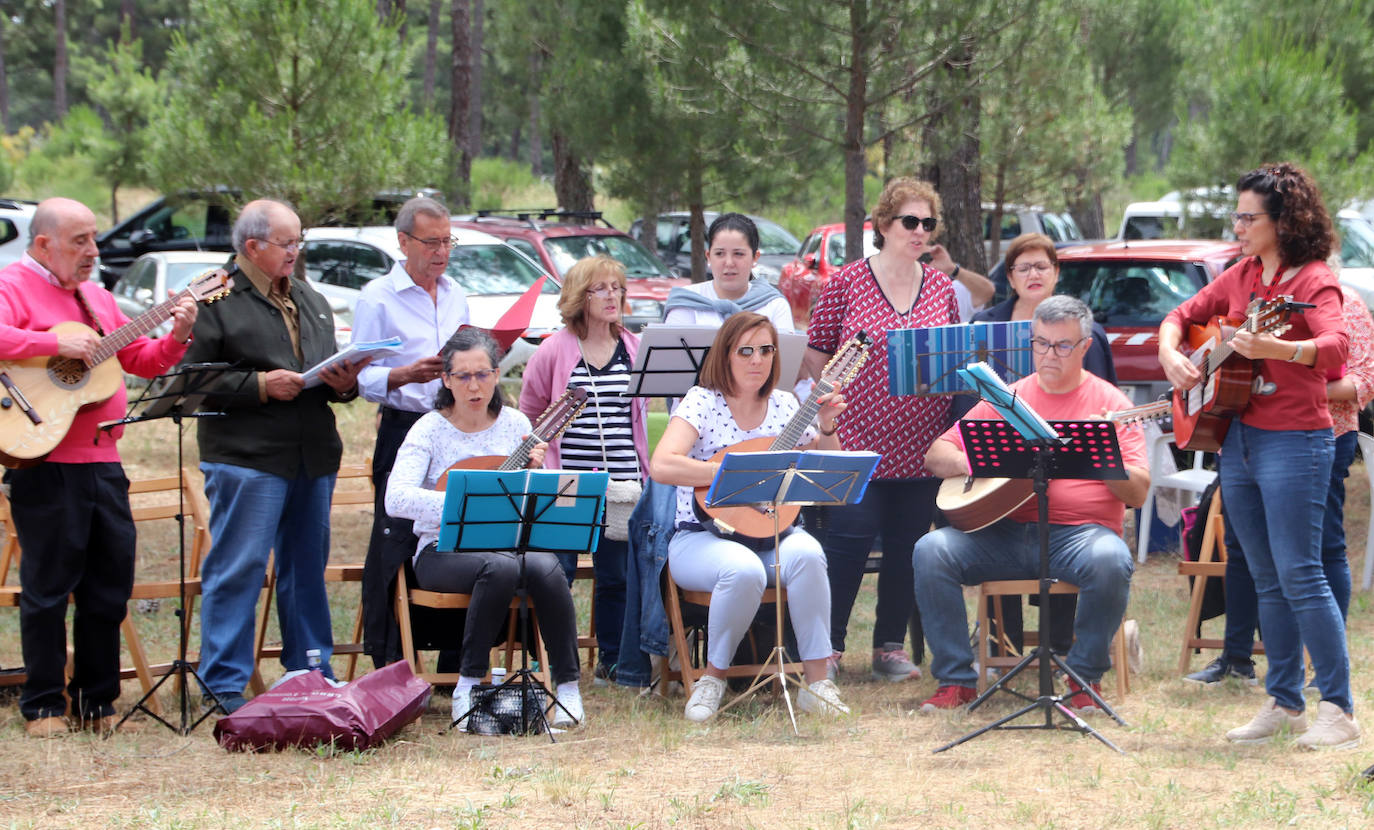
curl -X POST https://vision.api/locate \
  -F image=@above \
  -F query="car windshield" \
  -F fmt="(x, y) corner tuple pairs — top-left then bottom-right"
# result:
(754, 219), (801, 256)
(166, 261), (226, 294)
(447, 244), (559, 294)
(1339, 216), (1374, 269)
(544, 235), (669, 278)
(1058, 260), (1202, 327)
(826, 229), (877, 267)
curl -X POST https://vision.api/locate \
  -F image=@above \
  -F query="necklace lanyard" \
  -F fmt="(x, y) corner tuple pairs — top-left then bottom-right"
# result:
(1250, 260), (1286, 304)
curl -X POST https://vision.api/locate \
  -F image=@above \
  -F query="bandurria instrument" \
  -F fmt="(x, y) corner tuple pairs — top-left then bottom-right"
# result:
(694, 331), (871, 541)
(937, 398), (1172, 532)
(435, 387), (588, 490)
(0, 268), (234, 468)
(1170, 296), (1304, 451)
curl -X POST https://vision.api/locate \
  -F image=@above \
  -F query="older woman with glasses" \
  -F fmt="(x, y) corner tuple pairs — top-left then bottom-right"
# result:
(520, 255), (650, 684)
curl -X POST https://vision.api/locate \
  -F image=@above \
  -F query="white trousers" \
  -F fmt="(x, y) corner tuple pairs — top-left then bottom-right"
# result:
(667, 528), (832, 670)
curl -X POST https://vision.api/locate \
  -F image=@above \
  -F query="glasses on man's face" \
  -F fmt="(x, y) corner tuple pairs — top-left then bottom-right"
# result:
(259, 237), (305, 254)
(446, 369), (498, 384)
(403, 231), (459, 251)
(734, 344), (777, 359)
(1230, 211), (1273, 228)
(587, 285), (627, 298)
(1030, 336), (1087, 357)
(895, 214), (938, 232)
(1011, 261), (1054, 276)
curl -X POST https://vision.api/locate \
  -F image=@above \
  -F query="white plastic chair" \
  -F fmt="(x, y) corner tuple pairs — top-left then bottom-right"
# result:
(1138, 431), (1217, 562)
(1357, 432), (1374, 590)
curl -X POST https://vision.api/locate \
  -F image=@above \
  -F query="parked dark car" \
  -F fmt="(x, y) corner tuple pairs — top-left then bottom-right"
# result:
(627, 211), (801, 285)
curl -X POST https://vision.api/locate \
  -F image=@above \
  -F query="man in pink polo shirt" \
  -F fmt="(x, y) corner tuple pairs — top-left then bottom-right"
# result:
(913, 295), (1150, 715)
(0, 197), (198, 737)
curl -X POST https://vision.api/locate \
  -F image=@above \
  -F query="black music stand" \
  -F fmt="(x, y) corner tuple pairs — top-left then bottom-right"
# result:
(934, 418), (1129, 755)
(102, 362), (241, 736)
(703, 449), (879, 734)
(438, 469), (606, 742)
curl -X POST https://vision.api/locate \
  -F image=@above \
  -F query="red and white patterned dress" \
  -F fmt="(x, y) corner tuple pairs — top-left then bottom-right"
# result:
(807, 257), (959, 480)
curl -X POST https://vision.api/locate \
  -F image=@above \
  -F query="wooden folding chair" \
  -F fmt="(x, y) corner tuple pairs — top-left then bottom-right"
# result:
(393, 564), (549, 687)
(976, 579), (1131, 697)
(1178, 488), (1265, 674)
(661, 563), (802, 696)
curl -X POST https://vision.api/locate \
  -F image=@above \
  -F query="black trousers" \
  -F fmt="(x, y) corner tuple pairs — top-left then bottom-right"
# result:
(413, 545), (581, 685)
(7, 463), (136, 720)
(362, 406), (425, 668)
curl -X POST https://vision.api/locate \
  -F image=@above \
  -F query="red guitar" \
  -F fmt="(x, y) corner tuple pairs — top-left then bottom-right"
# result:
(1170, 296), (1301, 451)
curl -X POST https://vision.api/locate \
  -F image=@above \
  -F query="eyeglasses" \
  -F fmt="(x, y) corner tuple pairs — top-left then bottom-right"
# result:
(1030, 336), (1087, 357)
(1011, 262), (1054, 276)
(894, 215), (938, 232)
(402, 231), (459, 250)
(734, 344), (777, 358)
(1230, 211), (1275, 228)
(258, 237), (305, 254)
(446, 369), (498, 384)
(587, 285), (627, 298)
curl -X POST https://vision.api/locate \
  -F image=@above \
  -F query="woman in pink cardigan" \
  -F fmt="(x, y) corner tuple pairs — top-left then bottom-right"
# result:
(519, 256), (649, 683)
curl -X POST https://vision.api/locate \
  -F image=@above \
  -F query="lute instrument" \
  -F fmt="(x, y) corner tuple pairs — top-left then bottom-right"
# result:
(937, 398), (1172, 532)
(435, 387), (588, 491)
(0, 268), (234, 468)
(693, 332), (871, 541)
(1170, 296), (1304, 451)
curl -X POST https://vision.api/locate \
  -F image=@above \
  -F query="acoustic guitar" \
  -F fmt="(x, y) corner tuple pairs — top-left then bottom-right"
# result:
(435, 387), (588, 491)
(937, 398), (1172, 532)
(1170, 296), (1303, 451)
(0, 268), (234, 468)
(693, 332), (872, 541)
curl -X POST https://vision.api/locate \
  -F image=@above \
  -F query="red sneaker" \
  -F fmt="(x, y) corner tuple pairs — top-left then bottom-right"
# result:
(1066, 678), (1104, 716)
(919, 685), (977, 713)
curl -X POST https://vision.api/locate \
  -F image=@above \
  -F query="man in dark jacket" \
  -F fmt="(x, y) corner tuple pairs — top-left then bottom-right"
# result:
(182, 199), (364, 713)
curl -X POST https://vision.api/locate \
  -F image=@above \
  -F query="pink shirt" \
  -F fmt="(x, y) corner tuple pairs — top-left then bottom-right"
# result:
(940, 371), (1148, 536)
(0, 260), (189, 462)
(1330, 286), (1374, 437)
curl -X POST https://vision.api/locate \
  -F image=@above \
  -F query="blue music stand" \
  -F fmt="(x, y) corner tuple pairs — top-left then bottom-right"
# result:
(437, 469), (607, 740)
(704, 449), (879, 732)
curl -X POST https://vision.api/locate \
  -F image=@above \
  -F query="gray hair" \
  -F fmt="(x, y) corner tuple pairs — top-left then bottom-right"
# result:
(395, 196), (449, 235)
(435, 326), (506, 415)
(1032, 294), (1093, 340)
(231, 200), (290, 253)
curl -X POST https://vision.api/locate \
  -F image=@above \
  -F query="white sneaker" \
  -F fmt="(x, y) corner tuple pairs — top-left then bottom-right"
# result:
(450, 686), (472, 733)
(798, 678), (850, 716)
(1295, 701), (1361, 750)
(550, 684), (585, 728)
(1225, 697), (1307, 744)
(684, 675), (726, 723)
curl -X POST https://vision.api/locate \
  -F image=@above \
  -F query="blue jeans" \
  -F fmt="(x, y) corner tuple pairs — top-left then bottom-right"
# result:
(1218, 424), (1349, 712)
(913, 521), (1133, 687)
(199, 462), (337, 695)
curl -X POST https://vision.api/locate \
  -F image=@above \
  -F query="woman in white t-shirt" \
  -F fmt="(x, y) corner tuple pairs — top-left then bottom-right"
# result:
(649, 312), (849, 722)
(385, 326), (583, 730)
(661, 213), (796, 332)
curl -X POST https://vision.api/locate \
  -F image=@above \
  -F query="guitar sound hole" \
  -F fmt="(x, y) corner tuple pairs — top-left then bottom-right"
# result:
(47, 357), (89, 388)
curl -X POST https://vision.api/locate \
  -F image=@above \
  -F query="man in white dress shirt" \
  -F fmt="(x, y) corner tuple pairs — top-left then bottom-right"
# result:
(354, 196), (470, 667)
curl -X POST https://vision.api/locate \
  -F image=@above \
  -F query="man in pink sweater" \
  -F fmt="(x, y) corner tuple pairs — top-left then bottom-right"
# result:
(0, 198), (198, 737)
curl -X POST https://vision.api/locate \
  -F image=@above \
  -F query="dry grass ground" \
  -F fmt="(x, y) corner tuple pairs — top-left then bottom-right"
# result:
(2, 398), (1374, 829)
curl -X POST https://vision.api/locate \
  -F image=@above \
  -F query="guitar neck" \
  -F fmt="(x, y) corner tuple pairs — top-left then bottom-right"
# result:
(770, 380), (831, 451)
(91, 290), (188, 364)
(500, 436), (536, 471)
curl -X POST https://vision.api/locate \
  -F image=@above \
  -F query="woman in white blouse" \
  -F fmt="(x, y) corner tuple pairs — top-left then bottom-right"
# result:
(385, 326), (583, 729)
(649, 312), (849, 722)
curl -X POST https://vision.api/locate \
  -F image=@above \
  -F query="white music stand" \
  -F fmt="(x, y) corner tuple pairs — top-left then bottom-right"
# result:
(628, 325), (806, 397)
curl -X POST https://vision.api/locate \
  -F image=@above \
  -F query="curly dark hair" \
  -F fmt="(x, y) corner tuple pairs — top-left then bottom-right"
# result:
(1236, 162), (1335, 266)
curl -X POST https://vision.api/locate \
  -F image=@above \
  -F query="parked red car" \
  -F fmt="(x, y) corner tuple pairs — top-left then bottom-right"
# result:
(1054, 239), (1243, 403)
(778, 221), (875, 325)
(450, 209), (687, 330)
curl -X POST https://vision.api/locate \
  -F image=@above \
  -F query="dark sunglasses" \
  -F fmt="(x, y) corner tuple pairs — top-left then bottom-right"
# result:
(734, 344), (777, 358)
(895, 214), (937, 232)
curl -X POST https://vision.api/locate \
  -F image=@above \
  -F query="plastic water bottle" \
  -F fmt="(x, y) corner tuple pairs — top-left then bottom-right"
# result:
(490, 667), (507, 686)
(306, 648), (322, 672)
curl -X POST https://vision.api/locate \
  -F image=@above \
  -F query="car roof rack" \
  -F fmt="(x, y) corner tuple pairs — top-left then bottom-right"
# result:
(473, 208), (612, 229)
(0, 198), (38, 210)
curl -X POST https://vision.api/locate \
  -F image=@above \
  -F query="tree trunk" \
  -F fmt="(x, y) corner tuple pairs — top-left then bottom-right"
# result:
(467, 0), (483, 161)
(54, 0), (68, 119)
(0, 14), (9, 134)
(423, 0), (439, 106)
(639, 208), (659, 270)
(988, 166), (1007, 265)
(688, 158), (707, 283)
(120, 0), (136, 40)
(551, 130), (593, 212)
(920, 44), (986, 274)
(1069, 169), (1107, 239)
(528, 50), (543, 178)
(396, 0), (408, 42)
(841, 0), (869, 264)
(110, 183), (119, 226)
(508, 123), (521, 160)
(448, 0), (472, 209)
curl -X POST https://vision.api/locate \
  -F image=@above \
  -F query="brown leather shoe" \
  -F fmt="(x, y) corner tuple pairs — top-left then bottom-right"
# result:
(24, 716), (70, 738)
